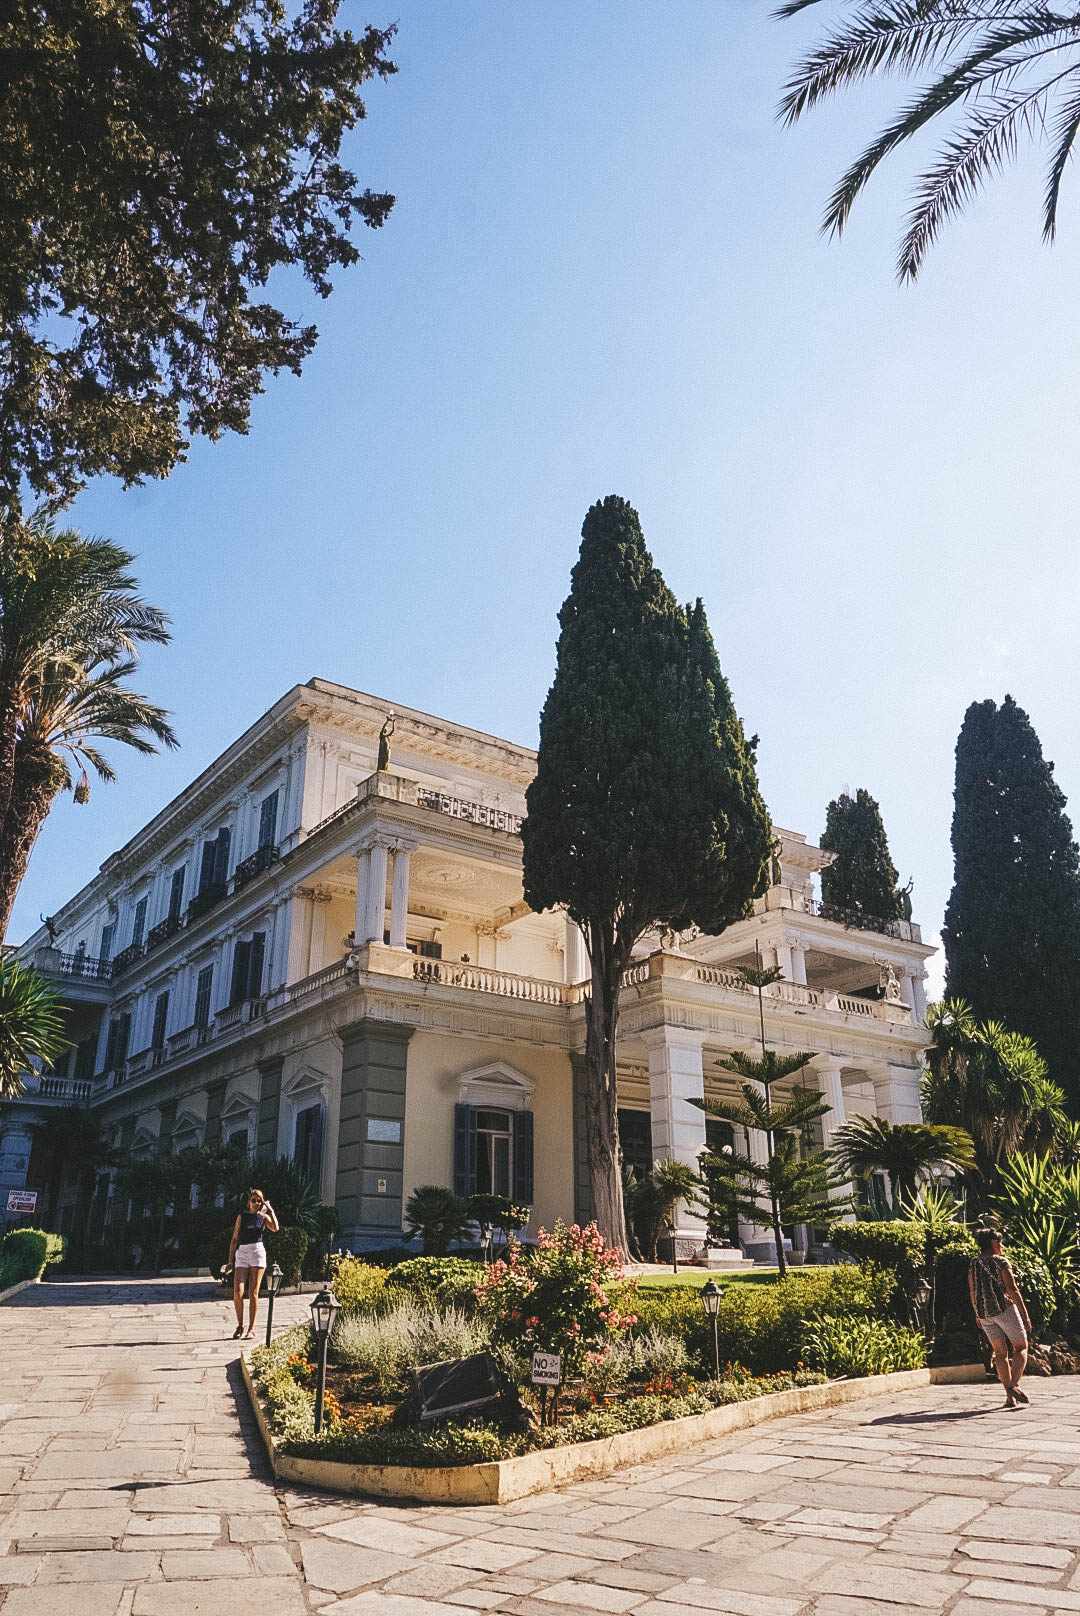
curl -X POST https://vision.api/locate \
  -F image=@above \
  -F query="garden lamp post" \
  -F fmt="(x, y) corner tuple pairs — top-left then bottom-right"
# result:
(662, 1216), (678, 1274)
(309, 1287), (340, 1434)
(700, 1279), (724, 1381)
(263, 1262), (284, 1348)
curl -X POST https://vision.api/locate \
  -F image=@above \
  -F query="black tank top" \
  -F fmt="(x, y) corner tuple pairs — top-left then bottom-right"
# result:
(238, 1210), (266, 1242)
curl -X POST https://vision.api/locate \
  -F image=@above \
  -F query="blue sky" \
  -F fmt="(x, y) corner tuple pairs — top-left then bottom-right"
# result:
(18, 2), (1080, 993)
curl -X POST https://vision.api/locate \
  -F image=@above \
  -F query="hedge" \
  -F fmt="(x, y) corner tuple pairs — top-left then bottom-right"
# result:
(384, 1256), (483, 1312)
(0, 1228), (65, 1292)
(935, 1244), (1054, 1340)
(332, 1258), (388, 1315)
(265, 1226), (309, 1289)
(623, 1265), (896, 1375)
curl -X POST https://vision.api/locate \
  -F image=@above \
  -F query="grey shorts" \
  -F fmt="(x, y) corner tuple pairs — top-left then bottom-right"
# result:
(981, 1303), (1027, 1348)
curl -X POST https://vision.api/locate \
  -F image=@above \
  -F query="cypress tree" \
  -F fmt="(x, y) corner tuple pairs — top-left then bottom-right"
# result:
(522, 496), (772, 1249)
(943, 695), (1080, 1100)
(819, 788), (903, 921)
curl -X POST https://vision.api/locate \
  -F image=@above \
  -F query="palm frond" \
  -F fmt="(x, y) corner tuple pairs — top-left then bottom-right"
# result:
(1043, 79), (1080, 235)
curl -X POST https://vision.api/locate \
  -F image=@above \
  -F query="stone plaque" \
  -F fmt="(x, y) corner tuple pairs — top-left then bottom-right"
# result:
(366, 1118), (401, 1143)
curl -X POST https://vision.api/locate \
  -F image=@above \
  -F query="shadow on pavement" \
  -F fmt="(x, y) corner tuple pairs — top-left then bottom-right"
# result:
(7, 1278), (216, 1307)
(870, 1407), (1001, 1425)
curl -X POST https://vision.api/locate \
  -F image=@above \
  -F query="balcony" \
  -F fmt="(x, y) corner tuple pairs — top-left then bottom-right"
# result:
(111, 942), (145, 975)
(412, 957), (571, 1004)
(186, 882), (227, 924)
(754, 885), (922, 944)
(232, 844), (278, 892)
(145, 914), (183, 952)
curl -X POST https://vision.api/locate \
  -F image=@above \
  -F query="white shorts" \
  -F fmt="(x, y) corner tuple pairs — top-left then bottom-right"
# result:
(981, 1303), (1027, 1347)
(235, 1242), (267, 1270)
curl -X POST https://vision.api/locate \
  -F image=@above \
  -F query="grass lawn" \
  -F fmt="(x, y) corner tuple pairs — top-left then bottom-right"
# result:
(634, 1268), (781, 1288)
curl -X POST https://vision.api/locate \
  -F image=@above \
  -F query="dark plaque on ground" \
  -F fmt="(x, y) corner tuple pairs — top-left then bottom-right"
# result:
(415, 1352), (502, 1422)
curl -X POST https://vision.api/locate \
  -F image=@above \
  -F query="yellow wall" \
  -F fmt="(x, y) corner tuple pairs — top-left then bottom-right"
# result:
(402, 1031), (575, 1236)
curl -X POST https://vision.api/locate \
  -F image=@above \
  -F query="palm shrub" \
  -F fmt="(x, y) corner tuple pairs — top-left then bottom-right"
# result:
(0, 959), (68, 1098)
(827, 1115), (974, 1213)
(403, 1186), (471, 1256)
(220, 1154), (325, 1239)
(625, 1159), (702, 1261)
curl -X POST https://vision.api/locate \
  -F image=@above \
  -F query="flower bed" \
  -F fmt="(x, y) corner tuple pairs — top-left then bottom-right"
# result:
(247, 1323), (827, 1468)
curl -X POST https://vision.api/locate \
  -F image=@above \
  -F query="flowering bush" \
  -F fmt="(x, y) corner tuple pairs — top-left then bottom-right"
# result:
(475, 1220), (636, 1377)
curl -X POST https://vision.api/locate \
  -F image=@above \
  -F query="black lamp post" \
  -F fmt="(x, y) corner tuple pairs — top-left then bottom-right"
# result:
(263, 1262), (284, 1348)
(309, 1287), (340, 1434)
(700, 1279), (724, 1381)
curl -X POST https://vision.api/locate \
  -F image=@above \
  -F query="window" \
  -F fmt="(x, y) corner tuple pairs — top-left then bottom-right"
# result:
(229, 931), (265, 1006)
(151, 991), (169, 1052)
(167, 867), (185, 922)
(227, 1127), (250, 1152)
(618, 1109), (653, 1180)
(198, 827), (231, 894)
(99, 923), (115, 962)
(131, 898), (147, 947)
(193, 965), (214, 1030)
(103, 1011), (131, 1073)
(293, 1104), (324, 1184)
(453, 1104), (534, 1203)
(74, 1037), (97, 1082)
(258, 790), (279, 850)
(705, 1117), (735, 1155)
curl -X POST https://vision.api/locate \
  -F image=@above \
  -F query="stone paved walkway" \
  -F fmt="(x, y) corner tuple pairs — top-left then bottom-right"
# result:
(3, 1280), (1080, 1616)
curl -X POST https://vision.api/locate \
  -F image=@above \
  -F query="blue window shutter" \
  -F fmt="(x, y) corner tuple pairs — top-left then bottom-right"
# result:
(453, 1104), (477, 1198)
(513, 1109), (534, 1206)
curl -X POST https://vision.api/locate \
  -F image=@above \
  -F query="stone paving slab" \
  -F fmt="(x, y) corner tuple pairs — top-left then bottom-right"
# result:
(8, 1278), (1080, 1614)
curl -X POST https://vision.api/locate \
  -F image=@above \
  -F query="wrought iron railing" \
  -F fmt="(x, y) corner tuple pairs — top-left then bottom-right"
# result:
(53, 952), (113, 981)
(146, 914), (183, 952)
(186, 882), (227, 924)
(111, 942), (144, 974)
(232, 844), (279, 891)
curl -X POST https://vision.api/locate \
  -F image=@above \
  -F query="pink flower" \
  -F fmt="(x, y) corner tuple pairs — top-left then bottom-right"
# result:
(526, 1316), (539, 1328)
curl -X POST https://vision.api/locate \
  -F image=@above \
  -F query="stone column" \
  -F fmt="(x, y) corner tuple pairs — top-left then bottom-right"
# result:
(900, 970), (918, 1016)
(642, 1025), (707, 1240)
(911, 971), (928, 1024)
(790, 944), (808, 986)
(868, 1062), (922, 1125)
(760, 945), (778, 970)
(564, 915), (587, 984)
(389, 841), (416, 948)
(775, 941), (794, 980)
(810, 1054), (847, 1146)
(354, 848), (370, 948)
(363, 840), (390, 945)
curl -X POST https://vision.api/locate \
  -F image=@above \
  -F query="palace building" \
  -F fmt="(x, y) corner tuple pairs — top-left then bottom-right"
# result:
(2, 678), (934, 1260)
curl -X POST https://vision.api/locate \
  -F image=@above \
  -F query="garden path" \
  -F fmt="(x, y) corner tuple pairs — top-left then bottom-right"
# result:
(1, 1277), (1079, 1616)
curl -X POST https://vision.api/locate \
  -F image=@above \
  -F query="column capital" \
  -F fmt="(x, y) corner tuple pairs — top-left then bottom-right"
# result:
(391, 837), (419, 855)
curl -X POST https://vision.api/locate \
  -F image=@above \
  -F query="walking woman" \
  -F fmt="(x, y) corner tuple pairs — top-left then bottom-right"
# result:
(227, 1187), (280, 1340)
(968, 1227), (1032, 1410)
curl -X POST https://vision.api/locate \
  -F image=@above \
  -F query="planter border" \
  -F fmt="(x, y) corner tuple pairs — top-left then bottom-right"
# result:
(0, 1276), (40, 1306)
(241, 1356), (986, 1506)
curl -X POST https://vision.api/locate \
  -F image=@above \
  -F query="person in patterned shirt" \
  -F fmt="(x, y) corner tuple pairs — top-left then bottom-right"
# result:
(968, 1228), (1032, 1410)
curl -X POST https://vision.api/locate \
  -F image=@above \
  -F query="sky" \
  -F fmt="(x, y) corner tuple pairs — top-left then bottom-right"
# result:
(17, 1), (1080, 998)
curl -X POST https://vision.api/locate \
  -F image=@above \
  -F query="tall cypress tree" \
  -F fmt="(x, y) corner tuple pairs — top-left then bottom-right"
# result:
(522, 496), (772, 1249)
(943, 696), (1080, 1100)
(819, 788), (903, 921)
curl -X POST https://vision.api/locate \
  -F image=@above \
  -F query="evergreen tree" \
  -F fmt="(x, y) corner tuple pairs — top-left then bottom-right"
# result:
(943, 697), (1080, 1099)
(820, 788), (903, 921)
(522, 497), (772, 1250)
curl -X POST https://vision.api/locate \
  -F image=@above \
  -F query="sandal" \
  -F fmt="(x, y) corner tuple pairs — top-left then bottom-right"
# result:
(243, 1330), (255, 1340)
(1004, 1393), (1018, 1410)
(232, 1324), (244, 1339)
(1013, 1387), (1029, 1404)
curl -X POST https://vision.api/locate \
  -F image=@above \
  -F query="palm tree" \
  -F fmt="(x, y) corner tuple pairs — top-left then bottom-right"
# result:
(624, 1158), (703, 1261)
(827, 1114), (975, 1212)
(0, 957), (68, 1097)
(0, 513), (174, 941)
(922, 997), (1065, 1211)
(778, 0), (1080, 280)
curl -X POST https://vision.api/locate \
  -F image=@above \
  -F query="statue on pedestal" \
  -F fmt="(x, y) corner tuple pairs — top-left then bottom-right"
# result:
(377, 711), (396, 772)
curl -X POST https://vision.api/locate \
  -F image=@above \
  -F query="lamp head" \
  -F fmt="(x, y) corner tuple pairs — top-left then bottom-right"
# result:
(309, 1287), (340, 1339)
(700, 1279), (724, 1317)
(265, 1262), (283, 1297)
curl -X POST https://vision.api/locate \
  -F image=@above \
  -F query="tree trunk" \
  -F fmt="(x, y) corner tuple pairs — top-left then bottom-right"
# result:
(0, 687), (22, 871)
(767, 1128), (787, 1279)
(583, 938), (629, 1256)
(0, 764), (54, 944)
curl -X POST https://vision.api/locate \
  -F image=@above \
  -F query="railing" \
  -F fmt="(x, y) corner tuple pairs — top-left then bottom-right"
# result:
(692, 963), (753, 991)
(286, 958), (352, 1004)
(111, 942), (144, 974)
(38, 1076), (93, 1102)
(146, 914), (183, 952)
(814, 899), (920, 943)
(52, 952), (112, 981)
(186, 882), (227, 924)
(412, 957), (569, 1003)
(834, 993), (877, 1018)
(232, 844), (278, 892)
(622, 962), (651, 987)
(168, 1026), (196, 1057)
(416, 787), (522, 835)
(214, 1003), (244, 1033)
(126, 1048), (154, 1078)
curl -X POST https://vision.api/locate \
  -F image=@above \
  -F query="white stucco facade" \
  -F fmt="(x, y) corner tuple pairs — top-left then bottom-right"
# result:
(2, 679), (935, 1255)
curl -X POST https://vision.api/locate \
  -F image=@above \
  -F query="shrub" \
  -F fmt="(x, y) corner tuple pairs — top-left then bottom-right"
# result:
(249, 1325), (319, 1443)
(333, 1258), (388, 1315)
(586, 1327), (690, 1395)
(384, 1256), (484, 1313)
(476, 1221), (634, 1378)
(0, 1227), (64, 1290)
(623, 1266), (895, 1375)
(935, 1243), (1055, 1341)
(331, 1302), (490, 1395)
(403, 1186), (471, 1255)
(265, 1226), (309, 1289)
(800, 1314), (927, 1377)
